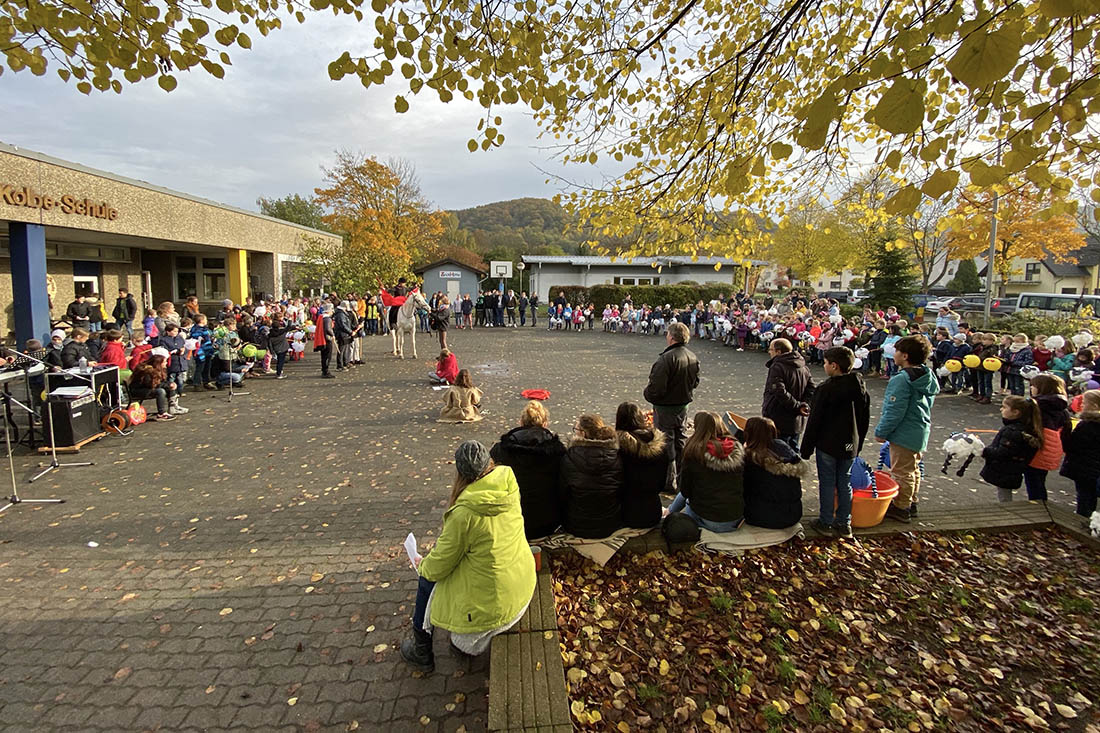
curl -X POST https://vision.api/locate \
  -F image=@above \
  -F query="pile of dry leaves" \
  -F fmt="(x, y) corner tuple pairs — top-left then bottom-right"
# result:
(554, 528), (1099, 731)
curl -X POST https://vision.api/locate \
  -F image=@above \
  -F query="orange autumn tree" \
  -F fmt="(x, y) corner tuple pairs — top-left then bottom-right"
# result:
(946, 183), (1085, 291)
(306, 151), (445, 292)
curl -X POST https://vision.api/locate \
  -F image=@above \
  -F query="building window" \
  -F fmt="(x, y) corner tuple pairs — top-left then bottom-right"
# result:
(1062, 287), (1078, 294)
(175, 254), (227, 301)
(614, 277), (636, 285)
(830, 281), (842, 289)
(73, 275), (100, 297)
(1024, 263), (1040, 280)
(612, 276), (659, 286)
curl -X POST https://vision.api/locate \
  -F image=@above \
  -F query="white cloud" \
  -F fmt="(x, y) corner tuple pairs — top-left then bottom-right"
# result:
(0, 12), (568, 211)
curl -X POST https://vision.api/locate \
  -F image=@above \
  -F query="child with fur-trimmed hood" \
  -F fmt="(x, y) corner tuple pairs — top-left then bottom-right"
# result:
(667, 411), (746, 533)
(614, 402), (670, 529)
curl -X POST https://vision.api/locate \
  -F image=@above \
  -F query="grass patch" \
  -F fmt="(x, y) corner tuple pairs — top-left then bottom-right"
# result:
(636, 683), (662, 702)
(1059, 594), (1095, 614)
(777, 659), (797, 686)
(710, 593), (735, 613)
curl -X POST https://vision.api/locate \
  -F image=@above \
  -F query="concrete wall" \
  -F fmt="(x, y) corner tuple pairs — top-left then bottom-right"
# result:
(0, 146), (341, 256)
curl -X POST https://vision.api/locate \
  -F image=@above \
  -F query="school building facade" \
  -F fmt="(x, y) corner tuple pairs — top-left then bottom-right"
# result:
(0, 141), (341, 346)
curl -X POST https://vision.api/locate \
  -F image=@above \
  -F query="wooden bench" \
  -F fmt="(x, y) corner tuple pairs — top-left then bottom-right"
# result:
(487, 559), (572, 732)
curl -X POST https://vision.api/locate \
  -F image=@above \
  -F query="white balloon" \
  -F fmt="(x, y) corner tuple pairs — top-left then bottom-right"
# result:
(853, 357), (863, 370)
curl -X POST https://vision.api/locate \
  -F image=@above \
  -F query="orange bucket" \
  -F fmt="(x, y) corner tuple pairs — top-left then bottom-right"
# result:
(835, 470), (899, 528)
(851, 471), (899, 528)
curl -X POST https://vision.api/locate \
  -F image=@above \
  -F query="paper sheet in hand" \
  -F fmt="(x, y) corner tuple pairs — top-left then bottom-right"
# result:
(404, 533), (418, 569)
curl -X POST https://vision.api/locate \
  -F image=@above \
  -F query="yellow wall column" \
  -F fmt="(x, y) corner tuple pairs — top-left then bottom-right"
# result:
(227, 249), (248, 304)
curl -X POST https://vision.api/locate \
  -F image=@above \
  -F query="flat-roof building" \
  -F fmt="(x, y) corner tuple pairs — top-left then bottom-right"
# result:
(0, 141), (341, 346)
(521, 255), (767, 303)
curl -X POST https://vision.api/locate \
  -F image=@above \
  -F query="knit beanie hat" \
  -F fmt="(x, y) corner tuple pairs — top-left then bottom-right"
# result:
(455, 440), (490, 481)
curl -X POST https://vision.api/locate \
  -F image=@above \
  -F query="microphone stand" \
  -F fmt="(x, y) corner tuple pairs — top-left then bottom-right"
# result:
(0, 349), (72, 513)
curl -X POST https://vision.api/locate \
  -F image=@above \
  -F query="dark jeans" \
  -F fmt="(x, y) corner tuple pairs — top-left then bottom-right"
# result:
(653, 406), (688, 492)
(1008, 373), (1025, 396)
(319, 344), (333, 375)
(529, 308), (537, 326)
(1023, 466), (1047, 501)
(412, 575), (436, 633)
(1075, 477), (1098, 517)
(816, 451), (853, 526)
(192, 356), (213, 386)
(495, 308), (505, 326)
(129, 385), (168, 414)
(975, 370), (994, 398)
(520, 310), (527, 326)
(778, 433), (801, 451)
(275, 350), (288, 377)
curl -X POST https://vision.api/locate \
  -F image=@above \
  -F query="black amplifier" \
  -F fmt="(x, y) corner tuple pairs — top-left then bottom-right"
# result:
(45, 393), (100, 447)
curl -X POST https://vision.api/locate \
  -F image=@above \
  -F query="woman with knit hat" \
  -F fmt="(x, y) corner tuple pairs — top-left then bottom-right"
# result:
(401, 440), (536, 672)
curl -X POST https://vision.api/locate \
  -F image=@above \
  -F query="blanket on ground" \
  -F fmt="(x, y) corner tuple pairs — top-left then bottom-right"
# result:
(534, 527), (652, 566)
(695, 522), (803, 557)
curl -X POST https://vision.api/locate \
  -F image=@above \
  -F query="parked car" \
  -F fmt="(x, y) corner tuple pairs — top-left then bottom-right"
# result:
(925, 296), (965, 311)
(819, 291), (849, 303)
(848, 288), (869, 302)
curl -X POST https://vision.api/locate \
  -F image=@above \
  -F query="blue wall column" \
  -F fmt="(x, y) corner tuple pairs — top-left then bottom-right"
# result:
(8, 222), (51, 348)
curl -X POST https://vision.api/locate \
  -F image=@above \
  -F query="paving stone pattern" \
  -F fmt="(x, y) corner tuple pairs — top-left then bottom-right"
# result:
(0, 326), (1076, 733)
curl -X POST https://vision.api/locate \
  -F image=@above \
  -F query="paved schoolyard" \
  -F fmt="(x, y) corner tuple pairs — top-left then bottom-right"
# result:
(0, 326), (1072, 733)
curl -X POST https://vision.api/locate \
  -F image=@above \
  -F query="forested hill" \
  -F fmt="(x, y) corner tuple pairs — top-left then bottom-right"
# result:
(449, 197), (588, 255)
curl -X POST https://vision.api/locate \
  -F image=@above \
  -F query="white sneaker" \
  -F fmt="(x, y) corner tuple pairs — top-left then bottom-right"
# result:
(170, 405), (189, 414)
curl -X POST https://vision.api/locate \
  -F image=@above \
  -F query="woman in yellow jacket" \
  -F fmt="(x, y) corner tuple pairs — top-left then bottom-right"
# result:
(402, 440), (537, 672)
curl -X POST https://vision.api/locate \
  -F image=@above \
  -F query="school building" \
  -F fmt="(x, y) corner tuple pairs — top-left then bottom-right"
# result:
(0, 141), (341, 346)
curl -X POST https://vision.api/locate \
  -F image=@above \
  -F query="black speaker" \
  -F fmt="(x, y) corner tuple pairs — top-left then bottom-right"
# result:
(44, 394), (101, 447)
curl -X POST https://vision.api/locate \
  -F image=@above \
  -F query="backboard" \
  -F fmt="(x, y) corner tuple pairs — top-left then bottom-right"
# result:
(490, 260), (513, 279)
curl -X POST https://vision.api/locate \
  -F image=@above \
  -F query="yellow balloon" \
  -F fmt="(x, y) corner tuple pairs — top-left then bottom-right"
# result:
(983, 357), (1003, 372)
(963, 354), (981, 368)
(945, 359), (963, 373)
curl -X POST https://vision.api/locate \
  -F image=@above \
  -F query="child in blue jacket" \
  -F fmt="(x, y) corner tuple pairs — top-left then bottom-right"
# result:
(874, 336), (940, 523)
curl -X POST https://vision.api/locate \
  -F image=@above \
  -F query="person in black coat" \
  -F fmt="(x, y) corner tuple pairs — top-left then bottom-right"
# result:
(490, 401), (567, 539)
(614, 402), (670, 529)
(60, 328), (97, 368)
(643, 322), (700, 491)
(761, 338), (815, 450)
(560, 414), (624, 539)
(981, 396), (1042, 502)
(268, 317), (290, 378)
(743, 417), (807, 529)
(65, 296), (91, 329)
(1060, 390), (1100, 516)
(800, 346), (871, 535)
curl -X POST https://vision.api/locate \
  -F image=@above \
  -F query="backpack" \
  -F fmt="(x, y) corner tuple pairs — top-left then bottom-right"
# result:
(661, 513), (701, 547)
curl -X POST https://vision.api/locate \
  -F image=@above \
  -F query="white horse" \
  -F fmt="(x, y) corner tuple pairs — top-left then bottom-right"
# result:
(392, 290), (429, 359)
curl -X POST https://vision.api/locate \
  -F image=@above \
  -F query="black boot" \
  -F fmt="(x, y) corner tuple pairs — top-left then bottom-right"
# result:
(400, 627), (434, 672)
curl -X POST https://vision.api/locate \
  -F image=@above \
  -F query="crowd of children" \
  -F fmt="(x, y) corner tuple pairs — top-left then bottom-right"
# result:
(575, 290), (1100, 523)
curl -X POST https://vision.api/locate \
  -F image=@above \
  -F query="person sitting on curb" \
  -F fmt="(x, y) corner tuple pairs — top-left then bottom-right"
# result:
(614, 401), (669, 529)
(667, 411), (746, 533)
(561, 414), (625, 539)
(401, 441), (536, 672)
(490, 401), (567, 539)
(742, 416), (807, 530)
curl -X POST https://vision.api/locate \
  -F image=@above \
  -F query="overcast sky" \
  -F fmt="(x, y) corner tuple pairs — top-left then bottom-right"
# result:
(0, 13), (576, 213)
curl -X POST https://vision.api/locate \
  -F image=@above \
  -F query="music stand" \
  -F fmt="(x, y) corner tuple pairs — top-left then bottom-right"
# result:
(226, 350), (250, 402)
(0, 350), (67, 513)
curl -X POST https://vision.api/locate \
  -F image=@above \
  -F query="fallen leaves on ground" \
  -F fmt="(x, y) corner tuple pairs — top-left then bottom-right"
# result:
(554, 528), (1100, 731)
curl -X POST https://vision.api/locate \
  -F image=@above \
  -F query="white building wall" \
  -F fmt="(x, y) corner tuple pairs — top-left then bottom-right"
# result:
(529, 264), (737, 302)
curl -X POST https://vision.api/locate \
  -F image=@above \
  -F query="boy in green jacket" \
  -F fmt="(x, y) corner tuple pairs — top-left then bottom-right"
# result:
(874, 336), (940, 523)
